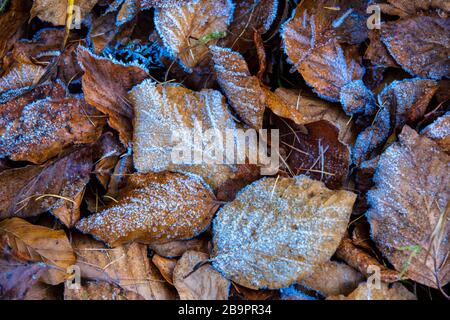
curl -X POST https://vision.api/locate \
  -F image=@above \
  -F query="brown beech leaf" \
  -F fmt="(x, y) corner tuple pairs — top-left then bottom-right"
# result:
(64, 280), (144, 300)
(352, 78), (439, 165)
(273, 88), (356, 146)
(152, 254), (177, 285)
(212, 175), (356, 289)
(367, 126), (450, 288)
(23, 282), (61, 300)
(149, 236), (210, 258)
(173, 250), (230, 300)
(0, 62), (45, 95)
(275, 118), (351, 189)
(379, 0), (450, 18)
(210, 45), (266, 128)
(0, 218), (76, 285)
(421, 113), (450, 154)
(0, 147), (93, 227)
(230, 284), (279, 300)
(281, 2), (365, 101)
(218, 0), (279, 53)
(31, 0), (98, 26)
(0, 0), (30, 64)
(216, 163), (260, 202)
(130, 80), (242, 190)
(154, 0), (233, 70)
(364, 30), (398, 69)
(0, 95), (103, 164)
(72, 234), (175, 300)
(327, 282), (416, 300)
(77, 46), (149, 146)
(380, 16), (450, 80)
(0, 237), (49, 300)
(299, 261), (364, 297)
(76, 172), (218, 247)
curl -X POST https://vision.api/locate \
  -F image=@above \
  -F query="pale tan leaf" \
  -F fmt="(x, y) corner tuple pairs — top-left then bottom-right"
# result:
(149, 237), (210, 258)
(327, 282), (416, 300)
(152, 254), (177, 285)
(64, 281), (144, 300)
(212, 175), (356, 289)
(31, 0), (98, 26)
(173, 250), (230, 300)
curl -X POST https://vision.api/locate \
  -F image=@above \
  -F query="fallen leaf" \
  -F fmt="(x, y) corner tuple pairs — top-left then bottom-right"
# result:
(64, 280), (144, 300)
(380, 16), (450, 79)
(379, 0), (450, 18)
(0, 218), (76, 285)
(364, 30), (398, 69)
(210, 45), (266, 128)
(173, 250), (230, 300)
(152, 254), (176, 285)
(76, 172), (218, 247)
(23, 282), (61, 300)
(31, 0), (98, 26)
(72, 233), (175, 300)
(154, 0), (233, 70)
(327, 282), (416, 300)
(421, 112), (450, 153)
(367, 126), (450, 288)
(149, 236), (210, 258)
(212, 175), (356, 289)
(0, 62), (45, 95)
(340, 80), (377, 117)
(77, 46), (149, 146)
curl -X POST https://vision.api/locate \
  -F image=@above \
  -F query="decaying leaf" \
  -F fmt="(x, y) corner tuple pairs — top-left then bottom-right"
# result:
(367, 126), (450, 288)
(0, 62), (45, 95)
(77, 46), (149, 146)
(173, 250), (230, 300)
(24, 281), (61, 300)
(210, 45), (266, 128)
(130, 79), (242, 190)
(281, 2), (365, 101)
(340, 80), (376, 117)
(364, 30), (398, 69)
(380, 16), (450, 80)
(31, 0), (98, 26)
(327, 282), (416, 300)
(152, 254), (177, 285)
(155, 0), (233, 70)
(76, 172), (218, 247)
(72, 234), (174, 299)
(64, 281), (144, 300)
(379, 0), (450, 18)
(421, 113), (450, 153)
(0, 147), (93, 227)
(299, 261), (364, 297)
(212, 175), (356, 289)
(149, 236), (210, 258)
(0, 218), (76, 285)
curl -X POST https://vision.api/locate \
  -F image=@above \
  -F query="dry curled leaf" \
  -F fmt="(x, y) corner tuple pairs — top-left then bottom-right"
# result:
(210, 45), (266, 128)
(173, 250), (230, 300)
(64, 280), (144, 300)
(152, 254), (177, 285)
(0, 147), (93, 227)
(149, 236), (210, 258)
(380, 16), (450, 80)
(31, 0), (98, 26)
(77, 46), (149, 146)
(421, 112), (450, 154)
(367, 126), (450, 288)
(130, 79), (242, 190)
(155, 0), (233, 70)
(0, 218), (76, 285)
(76, 172), (218, 247)
(327, 282), (416, 300)
(212, 175), (356, 289)
(72, 234), (174, 300)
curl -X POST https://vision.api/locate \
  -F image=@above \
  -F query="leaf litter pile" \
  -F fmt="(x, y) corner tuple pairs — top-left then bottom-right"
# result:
(0, 0), (449, 301)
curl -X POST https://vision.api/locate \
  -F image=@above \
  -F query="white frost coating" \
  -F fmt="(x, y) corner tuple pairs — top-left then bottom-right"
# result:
(212, 175), (356, 289)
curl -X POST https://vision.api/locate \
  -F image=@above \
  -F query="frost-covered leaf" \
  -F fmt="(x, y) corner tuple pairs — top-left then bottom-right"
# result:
(64, 280), (144, 300)
(299, 261), (364, 297)
(327, 282), (416, 300)
(340, 80), (376, 117)
(77, 46), (149, 146)
(274, 118), (351, 189)
(364, 30), (398, 69)
(76, 172), (218, 247)
(154, 0), (233, 71)
(0, 147), (93, 227)
(367, 126), (450, 288)
(281, 2), (365, 101)
(0, 95), (104, 164)
(273, 88), (356, 146)
(31, 0), (98, 26)
(381, 16), (450, 79)
(210, 45), (265, 128)
(421, 112), (450, 153)
(379, 0), (450, 17)
(353, 78), (439, 165)
(130, 80), (242, 190)
(0, 218), (76, 285)
(0, 62), (45, 95)
(72, 233), (175, 299)
(173, 250), (230, 300)
(212, 175), (356, 289)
